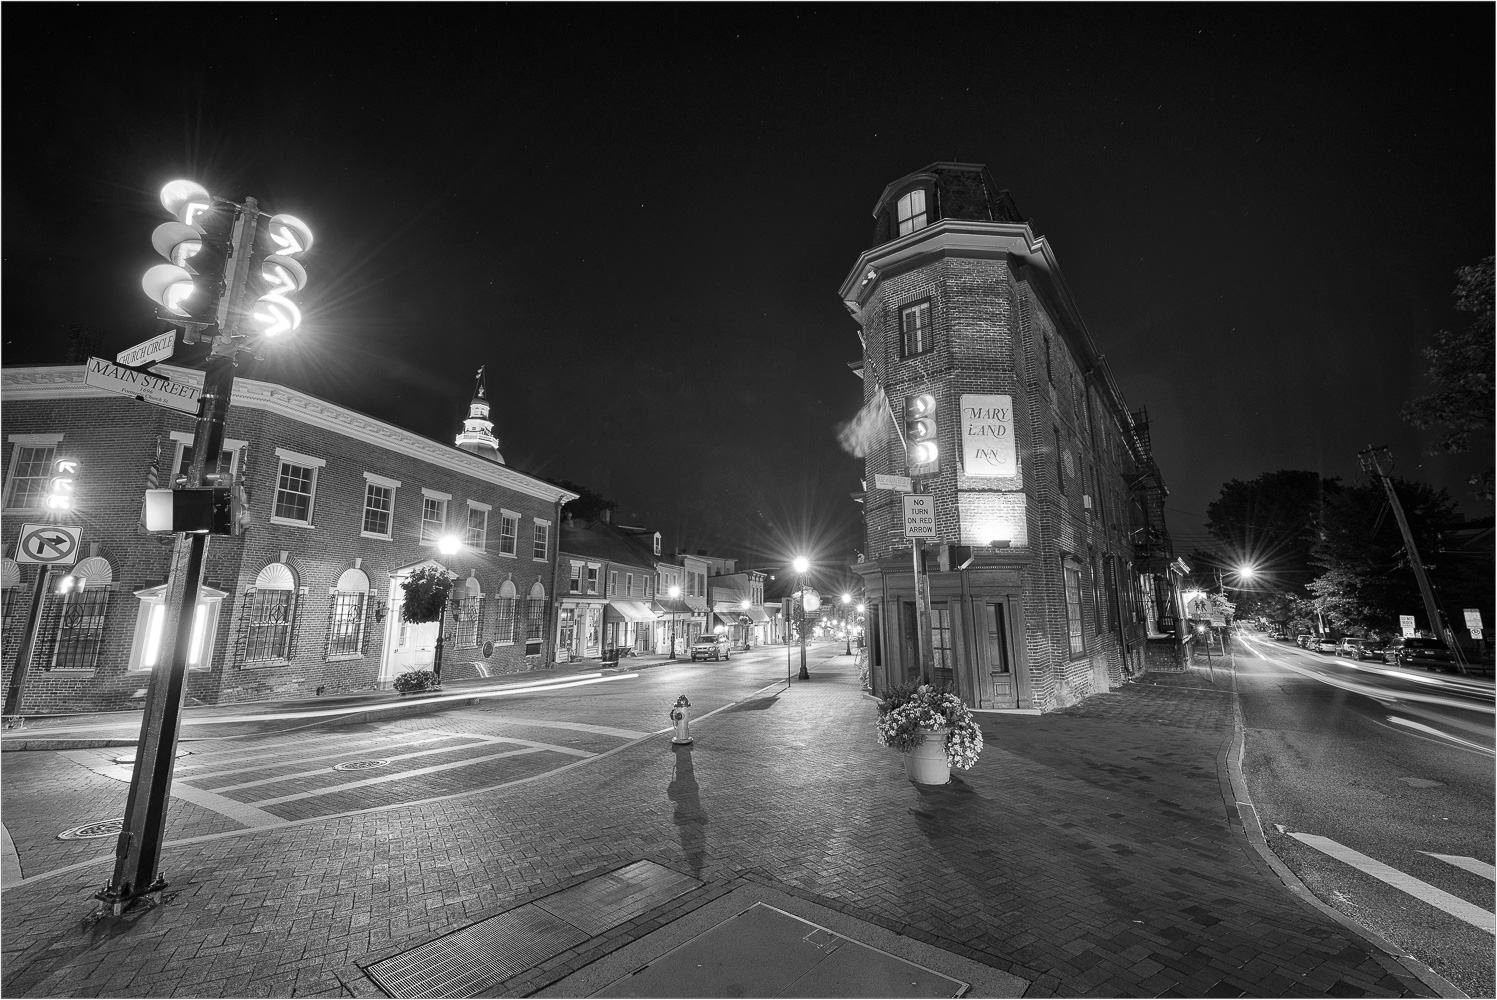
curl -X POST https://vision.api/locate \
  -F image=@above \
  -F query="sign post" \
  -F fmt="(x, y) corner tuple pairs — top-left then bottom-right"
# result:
(902, 493), (937, 684)
(1399, 614), (1416, 638)
(3, 524), (83, 721)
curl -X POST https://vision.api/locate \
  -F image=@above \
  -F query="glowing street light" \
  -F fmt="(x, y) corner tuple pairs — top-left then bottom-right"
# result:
(434, 535), (461, 683)
(668, 584), (682, 661)
(842, 593), (853, 655)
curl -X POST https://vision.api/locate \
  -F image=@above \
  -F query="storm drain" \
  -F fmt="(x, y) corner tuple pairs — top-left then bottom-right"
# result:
(334, 759), (390, 772)
(366, 860), (702, 998)
(59, 818), (123, 840)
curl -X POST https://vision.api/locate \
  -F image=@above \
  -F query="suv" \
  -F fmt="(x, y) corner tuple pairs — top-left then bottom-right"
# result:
(690, 633), (731, 662)
(1383, 636), (1455, 671)
(1334, 637), (1370, 660)
(1295, 634), (1312, 648)
(1313, 636), (1338, 654)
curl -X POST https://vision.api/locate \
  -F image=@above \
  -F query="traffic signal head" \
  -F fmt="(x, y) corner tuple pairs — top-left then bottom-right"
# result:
(45, 458), (79, 511)
(143, 486), (249, 535)
(143, 179), (233, 343)
(238, 212), (313, 342)
(905, 393), (939, 472)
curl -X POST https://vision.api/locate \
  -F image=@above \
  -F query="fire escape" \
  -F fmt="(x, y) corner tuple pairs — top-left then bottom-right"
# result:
(1123, 408), (1176, 631)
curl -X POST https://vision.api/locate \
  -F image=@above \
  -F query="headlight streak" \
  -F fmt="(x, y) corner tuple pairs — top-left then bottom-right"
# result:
(1242, 640), (1495, 716)
(1384, 715), (1496, 757)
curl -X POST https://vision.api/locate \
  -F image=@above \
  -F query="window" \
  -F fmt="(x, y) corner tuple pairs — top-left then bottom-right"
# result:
(453, 578), (481, 647)
(169, 432), (246, 485)
(644, 576), (653, 598)
(130, 583), (226, 672)
(586, 566), (599, 594)
(1044, 336), (1053, 383)
(52, 588), (109, 671)
(525, 581), (547, 651)
(493, 581), (518, 645)
(4, 442), (57, 509)
(901, 300), (932, 357)
(896, 189), (928, 236)
(421, 492), (449, 543)
(245, 563), (297, 663)
(272, 449), (324, 525)
(327, 568), (370, 658)
(609, 571), (618, 596)
(465, 504), (489, 550)
(625, 573), (634, 597)
(533, 521), (550, 560)
(499, 512), (519, 556)
(930, 606), (954, 688)
(362, 482), (394, 538)
(1063, 561), (1085, 657)
(569, 564), (583, 593)
(1055, 428), (1066, 496)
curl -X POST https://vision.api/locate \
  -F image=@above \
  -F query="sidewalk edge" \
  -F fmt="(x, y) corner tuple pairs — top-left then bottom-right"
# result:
(1221, 654), (1469, 1000)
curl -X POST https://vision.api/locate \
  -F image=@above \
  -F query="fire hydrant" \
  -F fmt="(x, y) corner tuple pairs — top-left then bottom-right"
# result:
(670, 694), (693, 745)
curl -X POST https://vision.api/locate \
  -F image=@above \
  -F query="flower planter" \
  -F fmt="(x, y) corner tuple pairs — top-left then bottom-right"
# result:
(902, 727), (951, 785)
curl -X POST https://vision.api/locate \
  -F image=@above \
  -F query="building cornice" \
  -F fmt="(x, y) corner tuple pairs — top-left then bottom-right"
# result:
(2, 364), (578, 505)
(839, 219), (1038, 321)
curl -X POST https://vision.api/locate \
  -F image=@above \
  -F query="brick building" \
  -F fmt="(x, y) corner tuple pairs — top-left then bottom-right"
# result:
(1, 363), (575, 713)
(841, 163), (1181, 713)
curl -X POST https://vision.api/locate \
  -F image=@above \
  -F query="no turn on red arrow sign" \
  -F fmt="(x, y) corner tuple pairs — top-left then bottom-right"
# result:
(15, 523), (83, 565)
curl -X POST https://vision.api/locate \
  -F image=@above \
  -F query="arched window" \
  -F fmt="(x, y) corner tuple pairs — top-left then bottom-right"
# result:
(493, 580), (519, 645)
(454, 576), (483, 647)
(51, 556), (114, 671)
(246, 563), (297, 663)
(2, 558), (21, 621)
(525, 580), (548, 652)
(328, 568), (370, 658)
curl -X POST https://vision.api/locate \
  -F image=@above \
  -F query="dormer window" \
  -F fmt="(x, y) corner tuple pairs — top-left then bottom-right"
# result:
(896, 189), (928, 236)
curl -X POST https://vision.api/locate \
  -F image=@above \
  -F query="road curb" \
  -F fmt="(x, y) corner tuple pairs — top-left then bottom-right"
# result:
(1221, 646), (1469, 999)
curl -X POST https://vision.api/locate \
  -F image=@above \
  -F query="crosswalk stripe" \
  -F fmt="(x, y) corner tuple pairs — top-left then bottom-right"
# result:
(1423, 852), (1497, 881)
(1291, 833), (1496, 933)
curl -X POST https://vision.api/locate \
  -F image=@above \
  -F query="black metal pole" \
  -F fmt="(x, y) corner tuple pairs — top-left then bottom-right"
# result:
(433, 600), (445, 684)
(798, 576), (810, 680)
(99, 354), (233, 914)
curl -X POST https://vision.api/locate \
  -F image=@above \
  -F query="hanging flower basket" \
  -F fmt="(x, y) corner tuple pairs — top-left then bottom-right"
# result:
(401, 566), (453, 624)
(875, 683), (984, 783)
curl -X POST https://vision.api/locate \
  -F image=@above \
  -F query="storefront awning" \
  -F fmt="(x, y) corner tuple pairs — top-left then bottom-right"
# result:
(652, 598), (695, 616)
(742, 606), (770, 623)
(712, 610), (749, 628)
(605, 600), (657, 623)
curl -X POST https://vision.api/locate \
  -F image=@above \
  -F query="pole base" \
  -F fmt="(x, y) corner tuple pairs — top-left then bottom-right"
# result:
(94, 873), (168, 916)
(798, 669), (810, 680)
(671, 736), (694, 745)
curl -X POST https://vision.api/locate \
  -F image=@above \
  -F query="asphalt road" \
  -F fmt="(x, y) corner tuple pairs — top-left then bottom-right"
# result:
(1233, 634), (1496, 997)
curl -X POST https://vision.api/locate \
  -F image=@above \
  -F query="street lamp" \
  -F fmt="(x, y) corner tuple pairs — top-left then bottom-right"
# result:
(842, 593), (852, 655)
(793, 556), (812, 680)
(668, 584), (681, 661)
(434, 534), (461, 683)
(741, 598), (752, 650)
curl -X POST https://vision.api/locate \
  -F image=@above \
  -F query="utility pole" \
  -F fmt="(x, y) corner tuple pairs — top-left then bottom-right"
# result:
(1358, 445), (1468, 674)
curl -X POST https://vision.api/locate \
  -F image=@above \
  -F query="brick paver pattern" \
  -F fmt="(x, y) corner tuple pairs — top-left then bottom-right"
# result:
(0, 656), (1435, 998)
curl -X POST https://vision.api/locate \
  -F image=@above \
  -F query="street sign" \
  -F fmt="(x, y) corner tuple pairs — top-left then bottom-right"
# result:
(14, 523), (82, 565)
(874, 474), (913, 493)
(902, 495), (937, 538)
(1463, 609), (1483, 630)
(85, 356), (201, 415)
(1399, 615), (1415, 632)
(1471, 629), (1484, 640)
(116, 331), (176, 368)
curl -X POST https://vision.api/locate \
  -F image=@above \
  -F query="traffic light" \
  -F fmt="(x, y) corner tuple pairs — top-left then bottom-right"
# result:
(45, 458), (79, 511)
(905, 392), (939, 473)
(142, 180), (234, 344)
(237, 212), (313, 342)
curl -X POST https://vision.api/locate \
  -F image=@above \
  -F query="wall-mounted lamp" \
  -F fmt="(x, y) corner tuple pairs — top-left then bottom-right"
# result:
(989, 539), (1012, 550)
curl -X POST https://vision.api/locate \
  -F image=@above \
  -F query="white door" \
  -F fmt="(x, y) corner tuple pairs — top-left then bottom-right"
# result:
(382, 575), (439, 682)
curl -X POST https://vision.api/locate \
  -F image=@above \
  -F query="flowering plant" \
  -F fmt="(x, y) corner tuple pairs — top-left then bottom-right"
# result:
(875, 683), (984, 770)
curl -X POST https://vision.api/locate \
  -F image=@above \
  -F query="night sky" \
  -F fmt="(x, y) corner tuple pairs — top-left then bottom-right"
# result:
(5, 6), (1492, 575)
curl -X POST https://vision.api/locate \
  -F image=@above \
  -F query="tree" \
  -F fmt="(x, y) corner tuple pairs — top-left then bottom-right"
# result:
(556, 480), (618, 523)
(1401, 257), (1495, 500)
(401, 566), (453, 624)
(1308, 479), (1458, 635)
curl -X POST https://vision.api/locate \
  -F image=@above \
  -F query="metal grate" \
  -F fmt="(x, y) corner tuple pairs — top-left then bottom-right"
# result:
(534, 860), (700, 936)
(367, 903), (588, 998)
(59, 818), (123, 840)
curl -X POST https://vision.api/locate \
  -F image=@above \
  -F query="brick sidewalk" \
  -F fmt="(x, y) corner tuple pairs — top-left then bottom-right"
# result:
(0, 656), (1433, 998)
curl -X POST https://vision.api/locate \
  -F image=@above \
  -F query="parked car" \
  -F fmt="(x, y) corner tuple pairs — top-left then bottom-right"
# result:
(1314, 636), (1338, 654)
(690, 632), (731, 661)
(1355, 635), (1387, 661)
(1334, 637), (1372, 660)
(1383, 636), (1456, 671)
(1295, 634), (1312, 648)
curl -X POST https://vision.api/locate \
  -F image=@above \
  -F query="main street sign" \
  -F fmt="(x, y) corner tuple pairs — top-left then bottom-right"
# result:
(85, 356), (201, 415)
(902, 495), (937, 539)
(15, 523), (82, 565)
(116, 331), (176, 369)
(874, 474), (912, 493)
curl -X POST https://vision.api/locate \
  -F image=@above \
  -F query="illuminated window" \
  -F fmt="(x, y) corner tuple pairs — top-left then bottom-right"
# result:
(129, 582), (227, 671)
(896, 189), (928, 236)
(421, 493), (448, 543)
(4, 443), (57, 510)
(499, 512), (519, 556)
(930, 606), (953, 688)
(362, 482), (394, 538)
(901, 301), (932, 357)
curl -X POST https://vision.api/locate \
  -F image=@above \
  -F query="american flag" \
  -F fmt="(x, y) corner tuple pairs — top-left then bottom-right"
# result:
(835, 387), (897, 458)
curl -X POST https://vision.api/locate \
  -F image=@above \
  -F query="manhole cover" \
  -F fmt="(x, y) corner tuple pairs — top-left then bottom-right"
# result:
(112, 749), (190, 765)
(59, 818), (124, 841)
(334, 759), (390, 771)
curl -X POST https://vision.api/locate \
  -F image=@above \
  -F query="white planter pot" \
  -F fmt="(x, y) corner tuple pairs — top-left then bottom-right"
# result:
(902, 727), (951, 785)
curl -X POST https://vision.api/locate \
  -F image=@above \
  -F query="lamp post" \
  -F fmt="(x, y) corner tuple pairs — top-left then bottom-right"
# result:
(842, 593), (852, 656)
(668, 584), (681, 660)
(434, 535), (461, 684)
(741, 598), (752, 651)
(794, 556), (811, 680)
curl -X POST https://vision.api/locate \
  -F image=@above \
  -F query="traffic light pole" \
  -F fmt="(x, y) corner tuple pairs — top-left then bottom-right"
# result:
(912, 536), (934, 685)
(96, 341), (238, 916)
